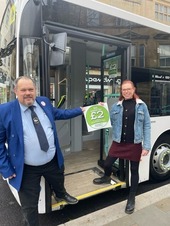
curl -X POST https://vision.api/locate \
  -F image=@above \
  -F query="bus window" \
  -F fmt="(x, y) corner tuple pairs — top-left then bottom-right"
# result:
(0, 1), (16, 103)
(132, 67), (170, 116)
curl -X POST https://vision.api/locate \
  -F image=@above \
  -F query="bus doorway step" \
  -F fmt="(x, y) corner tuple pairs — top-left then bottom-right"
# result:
(51, 167), (126, 211)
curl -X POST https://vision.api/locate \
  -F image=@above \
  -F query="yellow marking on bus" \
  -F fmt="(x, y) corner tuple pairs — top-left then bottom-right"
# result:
(76, 182), (125, 200)
(10, 4), (16, 25)
(52, 181), (125, 209)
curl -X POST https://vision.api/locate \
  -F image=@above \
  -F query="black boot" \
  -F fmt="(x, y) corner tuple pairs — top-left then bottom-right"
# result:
(93, 175), (111, 185)
(125, 192), (136, 214)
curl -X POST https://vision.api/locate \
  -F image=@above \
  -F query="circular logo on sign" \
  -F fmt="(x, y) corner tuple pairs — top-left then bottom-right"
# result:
(86, 105), (109, 129)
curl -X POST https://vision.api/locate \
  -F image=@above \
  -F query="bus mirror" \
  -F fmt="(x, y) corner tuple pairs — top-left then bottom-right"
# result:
(49, 32), (67, 66)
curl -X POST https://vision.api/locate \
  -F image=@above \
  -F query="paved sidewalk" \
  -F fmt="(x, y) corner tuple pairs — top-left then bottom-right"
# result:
(58, 184), (170, 226)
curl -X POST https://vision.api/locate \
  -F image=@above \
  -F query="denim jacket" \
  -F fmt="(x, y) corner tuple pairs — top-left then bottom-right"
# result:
(110, 99), (151, 151)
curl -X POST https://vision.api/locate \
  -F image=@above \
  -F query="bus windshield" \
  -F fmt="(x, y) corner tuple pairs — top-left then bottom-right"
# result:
(0, 0), (16, 103)
(21, 38), (41, 95)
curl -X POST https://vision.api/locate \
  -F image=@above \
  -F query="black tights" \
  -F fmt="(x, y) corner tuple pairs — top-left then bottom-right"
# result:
(104, 155), (139, 194)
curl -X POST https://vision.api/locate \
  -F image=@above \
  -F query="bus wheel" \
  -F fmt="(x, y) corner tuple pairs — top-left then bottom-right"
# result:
(150, 136), (170, 181)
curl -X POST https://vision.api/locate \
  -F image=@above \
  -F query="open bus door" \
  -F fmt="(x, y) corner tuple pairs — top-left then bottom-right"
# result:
(50, 48), (130, 211)
(98, 47), (131, 186)
(34, 24), (131, 212)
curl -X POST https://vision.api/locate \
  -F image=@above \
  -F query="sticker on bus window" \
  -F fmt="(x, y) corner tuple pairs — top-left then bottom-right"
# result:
(84, 103), (111, 132)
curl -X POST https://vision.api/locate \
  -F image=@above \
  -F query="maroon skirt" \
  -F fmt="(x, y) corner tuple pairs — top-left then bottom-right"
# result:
(109, 141), (142, 162)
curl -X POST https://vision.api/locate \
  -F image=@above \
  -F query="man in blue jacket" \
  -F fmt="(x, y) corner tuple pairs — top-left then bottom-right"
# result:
(0, 76), (84, 226)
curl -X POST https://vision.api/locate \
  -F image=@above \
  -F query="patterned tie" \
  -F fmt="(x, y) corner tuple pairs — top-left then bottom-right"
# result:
(29, 106), (49, 152)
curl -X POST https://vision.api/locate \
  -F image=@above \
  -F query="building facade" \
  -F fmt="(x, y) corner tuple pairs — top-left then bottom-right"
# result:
(98, 0), (170, 25)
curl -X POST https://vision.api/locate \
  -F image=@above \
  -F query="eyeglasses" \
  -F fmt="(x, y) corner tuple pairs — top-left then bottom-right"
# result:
(122, 88), (133, 92)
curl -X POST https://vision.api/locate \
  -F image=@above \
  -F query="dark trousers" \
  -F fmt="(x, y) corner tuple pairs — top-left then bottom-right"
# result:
(18, 157), (66, 226)
(104, 155), (140, 194)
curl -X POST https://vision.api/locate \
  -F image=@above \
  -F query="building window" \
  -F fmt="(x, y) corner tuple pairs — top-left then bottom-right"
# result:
(139, 44), (145, 67)
(159, 45), (170, 67)
(131, 45), (136, 67)
(155, 3), (170, 23)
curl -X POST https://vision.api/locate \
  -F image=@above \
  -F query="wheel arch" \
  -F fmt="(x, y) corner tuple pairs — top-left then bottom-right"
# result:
(150, 130), (170, 181)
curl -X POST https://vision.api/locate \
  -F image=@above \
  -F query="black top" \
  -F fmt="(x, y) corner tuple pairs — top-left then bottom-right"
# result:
(121, 98), (136, 143)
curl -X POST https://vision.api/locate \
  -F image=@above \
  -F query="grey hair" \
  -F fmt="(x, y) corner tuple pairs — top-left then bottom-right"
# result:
(14, 76), (36, 89)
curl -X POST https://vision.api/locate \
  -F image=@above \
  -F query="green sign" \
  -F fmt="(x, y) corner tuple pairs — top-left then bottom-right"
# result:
(84, 103), (111, 132)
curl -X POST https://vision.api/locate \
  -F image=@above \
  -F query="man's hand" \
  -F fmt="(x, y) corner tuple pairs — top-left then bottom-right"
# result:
(80, 107), (86, 112)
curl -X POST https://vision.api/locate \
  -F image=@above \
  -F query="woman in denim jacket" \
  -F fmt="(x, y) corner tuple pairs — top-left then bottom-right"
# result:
(93, 80), (151, 214)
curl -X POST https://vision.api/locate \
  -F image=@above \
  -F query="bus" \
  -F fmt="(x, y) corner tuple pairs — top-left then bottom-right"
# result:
(0, 0), (170, 214)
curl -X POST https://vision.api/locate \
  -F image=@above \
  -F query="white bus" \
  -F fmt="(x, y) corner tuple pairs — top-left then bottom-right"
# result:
(0, 0), (170, 214)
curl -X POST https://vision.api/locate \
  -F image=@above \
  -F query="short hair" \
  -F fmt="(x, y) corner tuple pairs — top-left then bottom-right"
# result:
(14, 76), (36, 89)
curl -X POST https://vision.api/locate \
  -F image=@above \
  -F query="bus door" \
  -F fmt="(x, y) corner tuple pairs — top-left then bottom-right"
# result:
(47, 44), (129, 212)
(42, 27), (131, 211)
(49, 65), (70, 150)
(48, 33), (72, 155)
(99, 48), (131, 184)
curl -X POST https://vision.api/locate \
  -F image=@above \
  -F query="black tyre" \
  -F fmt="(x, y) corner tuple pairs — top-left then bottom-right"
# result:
(150, 135), (170, 181)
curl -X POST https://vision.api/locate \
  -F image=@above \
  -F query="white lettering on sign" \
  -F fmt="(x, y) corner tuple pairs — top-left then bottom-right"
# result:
(85, 76), (114, 84)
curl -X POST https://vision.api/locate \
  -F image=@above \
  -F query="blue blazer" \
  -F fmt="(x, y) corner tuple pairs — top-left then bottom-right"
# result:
(0, 96), (82, 191)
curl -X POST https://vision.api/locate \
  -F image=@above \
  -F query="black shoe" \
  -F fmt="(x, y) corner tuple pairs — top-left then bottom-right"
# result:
(58, 193), (78, 204)
(93, 176), (111, 185)
(125, 198), (135, 214)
